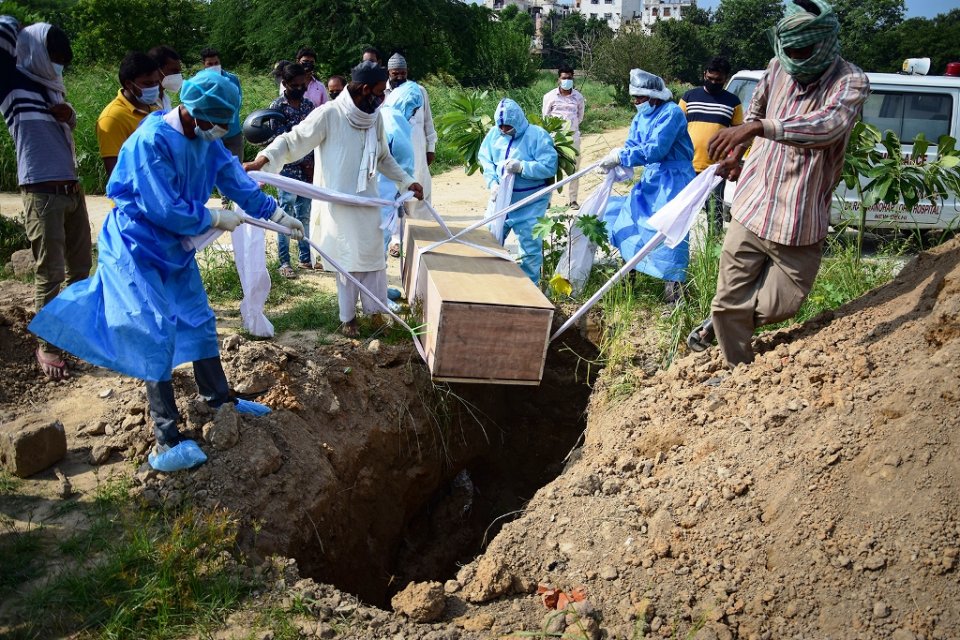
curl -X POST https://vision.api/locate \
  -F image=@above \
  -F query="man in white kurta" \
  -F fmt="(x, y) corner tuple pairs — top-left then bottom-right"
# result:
(385, 53), (436, 222)
(246, 62), (422, 337)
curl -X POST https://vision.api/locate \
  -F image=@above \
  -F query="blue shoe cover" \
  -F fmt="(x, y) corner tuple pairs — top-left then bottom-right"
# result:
(387, 287), (403, 301)
(387, 299), (402, 313)
(235, 399), (272, 416)
(148, 439), (207, 472)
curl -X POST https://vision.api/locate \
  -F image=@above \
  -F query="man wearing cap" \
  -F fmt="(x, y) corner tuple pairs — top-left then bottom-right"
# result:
(687, 0), (868, 366)
(385, 52), (437, 223)
(30, 71), (304, 470)
(599, 69), (696, 305)
(245, 61), (424, 338)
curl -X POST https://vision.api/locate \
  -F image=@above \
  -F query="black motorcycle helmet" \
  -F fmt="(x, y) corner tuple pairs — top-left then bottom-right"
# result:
(242, 109), (287, 145)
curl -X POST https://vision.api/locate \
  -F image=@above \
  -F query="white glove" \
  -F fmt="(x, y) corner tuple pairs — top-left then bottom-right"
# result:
(490, 183), (500, 200)
(271, 207), (305, 241)
(599, 147), (623, 170)
(504, 159), (523, 174)
(209, 208), (242, 232)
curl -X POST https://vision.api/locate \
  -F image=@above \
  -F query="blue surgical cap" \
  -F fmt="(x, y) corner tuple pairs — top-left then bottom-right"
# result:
(180, 69), (239, 124)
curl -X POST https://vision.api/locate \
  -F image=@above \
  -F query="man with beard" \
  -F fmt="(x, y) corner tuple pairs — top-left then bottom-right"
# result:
(679, 56), (742, 233)
(244, 61), (424, 337)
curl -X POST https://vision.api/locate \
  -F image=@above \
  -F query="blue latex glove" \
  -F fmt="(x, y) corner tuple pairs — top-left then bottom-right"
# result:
(148, 439), (208, 472)
(235, 399), (272, 416)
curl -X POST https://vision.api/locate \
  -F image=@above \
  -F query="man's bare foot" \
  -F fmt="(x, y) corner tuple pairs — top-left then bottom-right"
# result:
(36, 347), (70, 381)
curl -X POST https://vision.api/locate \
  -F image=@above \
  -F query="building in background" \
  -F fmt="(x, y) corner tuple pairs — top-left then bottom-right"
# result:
(570, 0), (692, 31)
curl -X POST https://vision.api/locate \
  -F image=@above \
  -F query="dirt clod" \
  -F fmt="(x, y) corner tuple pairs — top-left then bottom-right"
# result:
(391, 581), (445, 622)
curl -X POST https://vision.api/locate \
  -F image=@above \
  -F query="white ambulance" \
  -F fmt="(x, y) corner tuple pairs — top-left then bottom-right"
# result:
(723, 65), (960, 231)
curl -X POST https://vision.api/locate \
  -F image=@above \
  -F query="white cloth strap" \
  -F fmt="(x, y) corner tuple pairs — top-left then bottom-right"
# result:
(248, 171), (412, 209)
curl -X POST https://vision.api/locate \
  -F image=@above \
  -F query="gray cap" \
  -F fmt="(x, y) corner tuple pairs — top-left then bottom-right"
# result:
(628, 69), (671, 100)
(388, 53), (407, 70)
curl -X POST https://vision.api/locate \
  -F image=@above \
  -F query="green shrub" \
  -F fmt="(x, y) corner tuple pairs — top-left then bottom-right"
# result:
(0, 214), (29, 266)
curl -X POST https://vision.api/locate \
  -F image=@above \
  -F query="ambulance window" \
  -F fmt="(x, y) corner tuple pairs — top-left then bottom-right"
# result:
(726, 78), (757, 111)
(863, 91), (953, 144)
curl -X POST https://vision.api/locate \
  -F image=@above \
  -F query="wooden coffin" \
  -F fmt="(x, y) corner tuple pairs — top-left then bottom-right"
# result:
(402, 219), (555, 385)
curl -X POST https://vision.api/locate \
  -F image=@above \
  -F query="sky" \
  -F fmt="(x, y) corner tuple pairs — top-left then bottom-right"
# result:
(465, 0), (957, 20)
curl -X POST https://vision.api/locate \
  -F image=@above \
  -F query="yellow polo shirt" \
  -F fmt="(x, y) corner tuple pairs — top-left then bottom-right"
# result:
(95, 90), (159, 158)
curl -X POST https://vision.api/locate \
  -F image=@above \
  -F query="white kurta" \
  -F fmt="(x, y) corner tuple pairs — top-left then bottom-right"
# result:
(258, 103), (413, 272)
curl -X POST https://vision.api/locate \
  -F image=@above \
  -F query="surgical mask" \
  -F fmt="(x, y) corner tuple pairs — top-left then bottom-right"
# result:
(286, 87), (306, 101)
(388, 77), (406, 89)
(161, 73), (184, 93)
(137, 84), (160, 105)
(704, 80), (724, 94)
(52, 63), (64, 78)
(329, 90), (342, 99)
(207, 64), (222, 73)
(302, 62), (315, 73)
(636, 102), (654, 116)
(559, 78), (574, 91)
(195, 123), (228, 141)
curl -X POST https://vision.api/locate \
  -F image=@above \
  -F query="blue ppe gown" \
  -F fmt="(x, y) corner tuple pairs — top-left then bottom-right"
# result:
(379, 82), (422, 249)
(607, 101), (695, 282)
(29, 111), (278, 382)
(477, 98), (558, 282)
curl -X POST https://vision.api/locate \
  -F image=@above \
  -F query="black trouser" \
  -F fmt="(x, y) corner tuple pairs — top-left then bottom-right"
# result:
(145, 357), (231, 446)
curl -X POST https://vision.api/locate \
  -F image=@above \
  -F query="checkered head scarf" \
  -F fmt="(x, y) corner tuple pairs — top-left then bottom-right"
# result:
(767, 0), (840, 84)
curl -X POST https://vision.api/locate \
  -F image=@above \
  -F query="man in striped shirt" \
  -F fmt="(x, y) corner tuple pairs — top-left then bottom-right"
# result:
(687, 0), (868, 367)
(1, 15), (91, 380)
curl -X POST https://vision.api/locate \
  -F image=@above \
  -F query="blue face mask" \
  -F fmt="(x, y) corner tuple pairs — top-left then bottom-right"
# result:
(137, 83), (161, 105)
(636, 102), (654, 116)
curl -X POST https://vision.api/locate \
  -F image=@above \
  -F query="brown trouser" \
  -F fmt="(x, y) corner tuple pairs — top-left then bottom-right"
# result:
(23, 190), (93, 346)
(711, 219), (823, 366)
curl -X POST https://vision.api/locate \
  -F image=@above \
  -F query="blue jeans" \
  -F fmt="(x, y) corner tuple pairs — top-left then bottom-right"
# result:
(276, 190), (311, 266)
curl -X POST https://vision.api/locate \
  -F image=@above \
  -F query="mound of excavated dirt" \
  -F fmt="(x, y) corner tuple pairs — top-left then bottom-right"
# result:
(443, 239), (960, 639)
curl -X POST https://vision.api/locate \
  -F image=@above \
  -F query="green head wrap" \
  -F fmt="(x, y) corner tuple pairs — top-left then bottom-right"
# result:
(767, 0), (840, 84)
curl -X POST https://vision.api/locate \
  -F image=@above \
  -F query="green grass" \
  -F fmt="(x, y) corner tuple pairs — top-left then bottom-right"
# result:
(13, 479), (256, 640)
(0, 517), (45, 598)
(197, 244), (311, 305)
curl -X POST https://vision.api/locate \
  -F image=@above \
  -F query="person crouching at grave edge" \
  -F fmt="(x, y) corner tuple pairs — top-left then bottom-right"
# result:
(477, 98), (558, 283)
(28, 71), (305, 472)
(245, 61), (424, 338)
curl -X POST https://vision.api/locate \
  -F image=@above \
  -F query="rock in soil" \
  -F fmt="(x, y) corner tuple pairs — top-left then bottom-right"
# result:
(391, 581), (446, 622)
(0, 417), (66, 477)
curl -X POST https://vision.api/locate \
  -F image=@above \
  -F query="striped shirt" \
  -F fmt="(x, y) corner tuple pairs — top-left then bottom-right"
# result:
(680, 86), (743, 172)
(0, 15), (78, 186)
(733, 57), (868, 246)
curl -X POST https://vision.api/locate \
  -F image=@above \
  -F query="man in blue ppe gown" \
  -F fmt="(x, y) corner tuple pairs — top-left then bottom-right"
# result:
(379, 80), (422, 254)
(600, 69), (695, 304)
(478, 98), (558, 283)
(29, 71), (305, 471)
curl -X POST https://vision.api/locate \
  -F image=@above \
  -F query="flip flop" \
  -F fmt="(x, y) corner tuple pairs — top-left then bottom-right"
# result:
(278, 264), (297, 279)
(686, 318), (715, 353)
(388, 243), (401, 258)
(298, 261), (313, 270)
(36, 347), (70, 381)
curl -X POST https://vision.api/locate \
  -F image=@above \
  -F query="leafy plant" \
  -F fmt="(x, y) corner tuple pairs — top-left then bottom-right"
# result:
(533, 209), (611, 294)
(0, 214), (29, 266)
(529, 114), (579, 187)
(842, 122), (960, 261)
(436, 90), (493, 176)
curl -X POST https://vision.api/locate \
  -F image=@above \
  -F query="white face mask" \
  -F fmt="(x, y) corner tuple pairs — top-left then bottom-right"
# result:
(207, 64), (222, 73)
(560, 78), (574, 91)
(195, 123), (228, 141)
(52, 63), (64, 78)
(161, 73), (184, 93)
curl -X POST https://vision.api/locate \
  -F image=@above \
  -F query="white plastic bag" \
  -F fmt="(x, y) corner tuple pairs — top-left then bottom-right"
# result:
(553, 165), (634, 295)
(487, 172), (516, 245)
(231, 213), (274, 337)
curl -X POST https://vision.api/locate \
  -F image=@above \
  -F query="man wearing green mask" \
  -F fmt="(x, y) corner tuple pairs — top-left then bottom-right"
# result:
(686, 0), (868, 367)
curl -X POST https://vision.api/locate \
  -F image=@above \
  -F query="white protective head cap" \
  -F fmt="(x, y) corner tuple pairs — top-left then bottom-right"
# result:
(628, 69), (672, 100)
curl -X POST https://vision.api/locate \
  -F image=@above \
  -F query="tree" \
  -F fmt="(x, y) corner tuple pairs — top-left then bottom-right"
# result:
(651, 4), (712, 84)
(832, 0), (904, 72)
(710, 0), (783, 72)
(592, 28), (674, 103)
(889, 9), (960, 76)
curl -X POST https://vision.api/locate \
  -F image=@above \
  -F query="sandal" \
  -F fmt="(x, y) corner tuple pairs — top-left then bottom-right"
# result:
(388, 243), (401, 258)
(298, 261), (313, 270)
(36, 347), (70, 381)
(278, 264), (297, 279)
(313, 259), (325, 272)
(686, 318), (715, 352)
